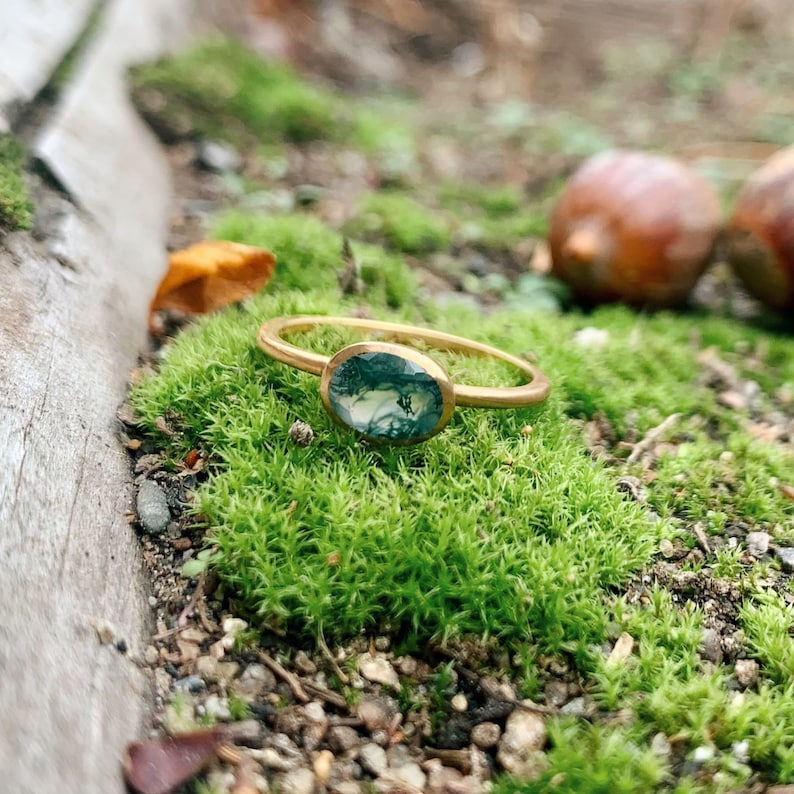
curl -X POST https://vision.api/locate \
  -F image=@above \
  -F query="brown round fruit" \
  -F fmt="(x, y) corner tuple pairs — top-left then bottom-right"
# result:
(725, 145), (794, 310)
(548, 149), (721, 307)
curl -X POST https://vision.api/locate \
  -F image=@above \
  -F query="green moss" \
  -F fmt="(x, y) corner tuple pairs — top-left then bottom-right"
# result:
(0, 136), (33, 232)
(345, 191), (451, 255)
(132, 204), (794, 785)
(132, 289), (659, 649)
(439, 183), (524, 217)
(650, 431), (794, 528)
(211, 210), (416, 308)
(350, 101), (417, 158)
(129, 37), (418, 158)
(438, 180), (557, 253)
(495, 722), (666, 793)
(129, 38), (339, 145)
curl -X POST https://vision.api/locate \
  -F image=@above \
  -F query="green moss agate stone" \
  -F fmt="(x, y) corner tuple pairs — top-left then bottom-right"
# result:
(327, 351), (445, 441)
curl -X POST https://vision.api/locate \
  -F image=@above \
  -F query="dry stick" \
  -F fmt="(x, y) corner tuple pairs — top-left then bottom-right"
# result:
(626, 413), (682, 465)
(258, 651), (310, 703)
(197, 598), (219, 634)
(693, 523), (712, 555)
(317, 632), (349, 685)
(177, 571), (206, 628)
(303, 680), (348, 709)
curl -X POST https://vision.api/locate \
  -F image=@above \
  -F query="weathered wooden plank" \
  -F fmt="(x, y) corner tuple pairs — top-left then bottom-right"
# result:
(0, 0), (97, 133)
(0, 0), (202, 792)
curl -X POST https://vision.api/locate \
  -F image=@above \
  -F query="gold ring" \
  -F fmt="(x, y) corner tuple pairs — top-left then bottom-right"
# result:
(257, 315), (550, 445)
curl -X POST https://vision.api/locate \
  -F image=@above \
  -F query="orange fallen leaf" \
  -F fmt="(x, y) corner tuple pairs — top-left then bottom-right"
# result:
(149, 241), (276, 330)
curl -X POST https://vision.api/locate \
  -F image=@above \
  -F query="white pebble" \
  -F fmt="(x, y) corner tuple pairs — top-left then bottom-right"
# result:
(357, 655), (400, 689)
(451, 693), (468, 712)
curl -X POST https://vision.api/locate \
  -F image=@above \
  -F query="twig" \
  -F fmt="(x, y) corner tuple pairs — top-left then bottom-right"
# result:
(693, 522), (712, 555)
(318, 631), (349, 684)
(258, 651), (309, 703)
(197, 598), (219, 634)
(177, 571), (206, 628)
(302, 680), (348, 709)
(151, 626), (180, 641)
(626, 413), (682, 465)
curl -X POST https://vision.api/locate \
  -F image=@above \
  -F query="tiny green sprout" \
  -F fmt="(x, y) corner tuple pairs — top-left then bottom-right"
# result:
(232, 628), (260, 651)
(227, 692), (251, 721)
(711, 546), (745, 579)
(181, 548), (220, 579)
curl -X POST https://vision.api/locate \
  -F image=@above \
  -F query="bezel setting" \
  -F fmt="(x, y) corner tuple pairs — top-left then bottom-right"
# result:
(319, 342), (456, 444)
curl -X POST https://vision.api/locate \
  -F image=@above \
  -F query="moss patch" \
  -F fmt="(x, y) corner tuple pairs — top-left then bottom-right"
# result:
(131, 259), (659, 651)
(131, 209), (794, 788)
(344, 191), (451, 255)
(129, 38), (337, 145)
(128, 37), (416, 156)
(0, 135), (33, 232)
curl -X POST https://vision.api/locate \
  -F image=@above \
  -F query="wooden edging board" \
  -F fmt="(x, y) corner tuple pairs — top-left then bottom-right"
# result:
(0, 0), (213, 791)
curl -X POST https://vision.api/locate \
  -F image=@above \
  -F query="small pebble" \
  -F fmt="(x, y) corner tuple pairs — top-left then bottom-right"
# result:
(327, 725), (361, 753)
(313, 749), (334, 784)
(196, 140), (242, 172)
(471, 721), (501, 749)
(222, 617), (248, 636)
(746, 531), (770, 557)
(136, 480), (170, 536)
(776, 547), (794, 572)
(497, 705), (547, 779)
(204, 693), (231, 721)
(293, 649), (317, 675)
(659, 538), (675, 558)
(650, 732), (671, 760)
(390, 762), (426, 790)
(692, 745), (715, 764)
(451, 693), (468, 712)
(289, 420), (315, 447)
(734, 658), (759, 689)
(358, 655), (400, 689)
(357, 697), (393, 731)
(560, 696), (590, 717)
(144, 645), (159, 666)
(174, 675), (205, 693)
(90, 617), (117, 645)
(257, 747), (296, 772)
(358, 743), (388, 777)
(573, 327), (610, 349)
(699, 628), (723, 664)
(544, 680), (568, 707)
(234, 663), (276, 701)
(333, 783), (363, 794)
(278, 767), (315, 794)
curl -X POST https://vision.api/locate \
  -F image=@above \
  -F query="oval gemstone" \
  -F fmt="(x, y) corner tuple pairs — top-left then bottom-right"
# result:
(326, 351), (446, 442)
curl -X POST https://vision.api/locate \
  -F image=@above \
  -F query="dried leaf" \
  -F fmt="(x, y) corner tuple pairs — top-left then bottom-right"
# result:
(607, 632), (635, 666)
(123, 727), (227, 794)
(149, 241), (276, 329)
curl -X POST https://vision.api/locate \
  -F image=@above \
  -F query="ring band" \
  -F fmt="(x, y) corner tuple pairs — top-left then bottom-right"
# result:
(258, 315), (551, 444)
